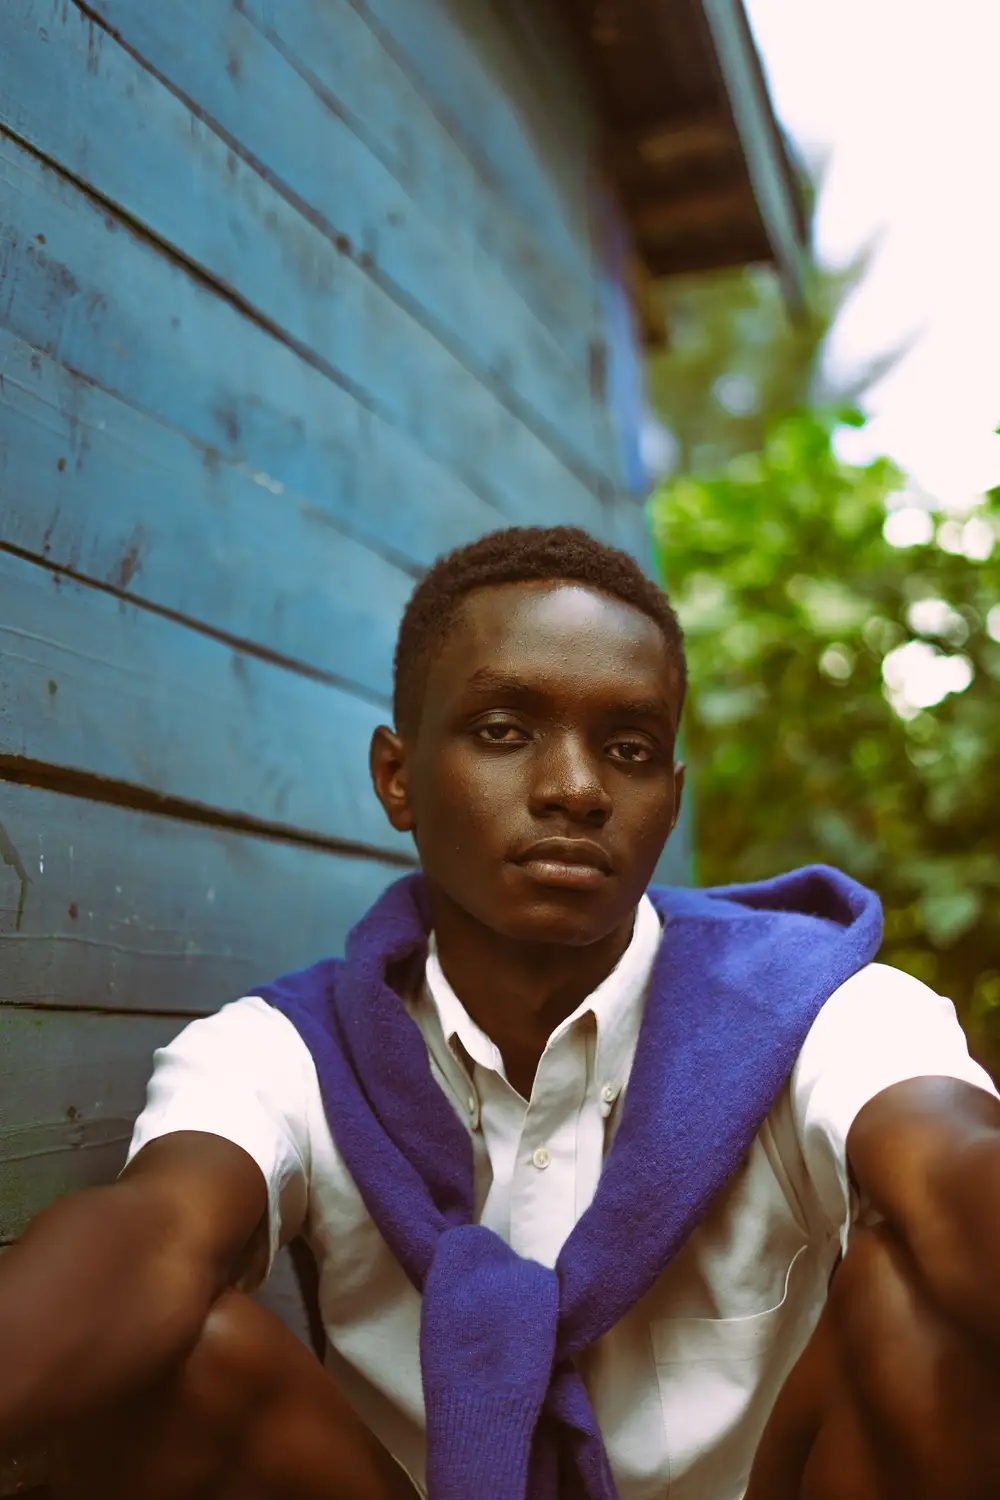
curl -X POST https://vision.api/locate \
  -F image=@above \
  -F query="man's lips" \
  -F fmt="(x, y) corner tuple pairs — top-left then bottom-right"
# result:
(511, 837), (613, 890)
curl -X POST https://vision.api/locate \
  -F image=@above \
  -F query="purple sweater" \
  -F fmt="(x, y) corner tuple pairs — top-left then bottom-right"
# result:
(259, 865), (882, 1500)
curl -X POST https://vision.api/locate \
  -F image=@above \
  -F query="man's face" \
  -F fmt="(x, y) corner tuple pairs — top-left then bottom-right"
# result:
(372, 581), (685, 947)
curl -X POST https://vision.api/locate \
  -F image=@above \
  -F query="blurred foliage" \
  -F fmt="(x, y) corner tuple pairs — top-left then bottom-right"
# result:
(646, 253), (906, 477)
(650, 411), (1000, 1076)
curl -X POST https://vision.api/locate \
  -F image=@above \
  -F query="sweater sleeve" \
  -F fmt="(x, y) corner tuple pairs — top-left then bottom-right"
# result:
(790, 962), (998, 1251)
(126, 996), (316, 1274)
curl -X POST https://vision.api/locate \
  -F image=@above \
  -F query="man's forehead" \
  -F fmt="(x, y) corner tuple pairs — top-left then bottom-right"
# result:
(430, 581), (679, 703)
(453, 579), (658, 645)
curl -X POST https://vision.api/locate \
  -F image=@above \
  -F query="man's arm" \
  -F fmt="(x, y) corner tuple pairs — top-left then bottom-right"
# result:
(847, 1074), (1000, 1345)
(0, 1130), (266, 1456)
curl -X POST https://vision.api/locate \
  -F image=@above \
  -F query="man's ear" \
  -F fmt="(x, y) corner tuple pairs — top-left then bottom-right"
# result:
(671, 761), (686, 834)
(370, 725), (415, 833)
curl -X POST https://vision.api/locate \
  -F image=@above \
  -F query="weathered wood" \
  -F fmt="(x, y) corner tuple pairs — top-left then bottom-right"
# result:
(0, 327), (503, 603)
(0, 0), (613, 486)
(0, 550), (411, 855)
(594, 200), (649, 497)
(0, 328), (436, 701)
(0, 1019), (377, 1256)
(0, 125), (601, 540)
(83, 0), (600, 377)
(0, 781), (400, 1014)
(234, 0), (616, 470)
(0, 1006), (187, 1242)
(362, 0), (597, 272)
(699, 0), (806, 308)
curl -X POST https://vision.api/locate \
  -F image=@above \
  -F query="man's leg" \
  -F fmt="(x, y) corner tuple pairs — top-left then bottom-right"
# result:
(48, 1290), (419, 1500)
(747, 1225), (1000, 1500)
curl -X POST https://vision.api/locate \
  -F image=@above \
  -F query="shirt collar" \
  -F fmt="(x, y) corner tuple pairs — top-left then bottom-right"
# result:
(423, 894), (663, 1101)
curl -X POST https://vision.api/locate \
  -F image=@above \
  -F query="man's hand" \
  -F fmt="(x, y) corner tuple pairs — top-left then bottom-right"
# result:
(0, 1131), (266, 1456)
(846, 1074), (1000, 1346)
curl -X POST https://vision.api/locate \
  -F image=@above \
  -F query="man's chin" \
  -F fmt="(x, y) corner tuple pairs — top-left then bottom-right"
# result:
(425, 870), (635, 948)
(491, 890), (628, 948)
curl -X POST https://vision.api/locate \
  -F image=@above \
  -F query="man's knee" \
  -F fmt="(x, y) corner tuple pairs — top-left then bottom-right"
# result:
(184, 1289), (289, 1432)
(823, 1224), (1000, 1494)
(50, 1291), (281, 1500)
(825, 1225), (929, 1420)
(826, 1223), (898, 1339)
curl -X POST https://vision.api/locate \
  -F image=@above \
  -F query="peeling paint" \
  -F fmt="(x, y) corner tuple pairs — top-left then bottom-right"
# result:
(234, 460), (285, 496)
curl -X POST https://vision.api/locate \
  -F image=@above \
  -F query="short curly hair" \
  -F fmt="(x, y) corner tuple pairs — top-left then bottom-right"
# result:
(392, 525), (686, 734)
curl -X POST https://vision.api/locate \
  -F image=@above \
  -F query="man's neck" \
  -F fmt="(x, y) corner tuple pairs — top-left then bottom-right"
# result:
(427, 896), (635, 1099)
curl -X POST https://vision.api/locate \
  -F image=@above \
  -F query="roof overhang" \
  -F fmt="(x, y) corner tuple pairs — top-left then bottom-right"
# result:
(552, 0), (808, 329)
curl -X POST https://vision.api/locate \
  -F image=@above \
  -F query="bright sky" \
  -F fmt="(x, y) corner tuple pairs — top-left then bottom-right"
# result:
(745, 0), (1000, 510)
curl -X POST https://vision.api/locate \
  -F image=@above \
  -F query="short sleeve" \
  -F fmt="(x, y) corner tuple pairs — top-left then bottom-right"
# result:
(791, 962), (998, 1251)
(127, 996), (316, 1273)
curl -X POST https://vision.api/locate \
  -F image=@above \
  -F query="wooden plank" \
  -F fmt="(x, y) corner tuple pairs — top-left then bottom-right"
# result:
(0, 549), (410, 856)
(238, 0), (616, 477)
(0, 126), (511, 571)
(361, 0), (598, 273)
(2, 188), (506, 571)
(84, 0), (599, 373)
(0, 328), (424, 698)
(0, 10), (608, 522)
(699, 0), (806, 308)
(0, 125), (600, 541)
(233, 0), (613, 457)
(0, 321), (411, 693)
(597, 204), (649, 497)
(0, 328), (503, 601)
(0, 0), (613, 487)
(0, 1006), (186, 1242)
(0, 781), (401, 1014)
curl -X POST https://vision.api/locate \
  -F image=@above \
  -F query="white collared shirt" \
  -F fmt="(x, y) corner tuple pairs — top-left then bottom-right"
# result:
(128, 896), (997, 1500)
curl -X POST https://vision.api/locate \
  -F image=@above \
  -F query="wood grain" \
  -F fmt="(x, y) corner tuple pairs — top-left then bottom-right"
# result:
(0, 128), (600, 562)
(0, 321), (504, 598)
(0, 1), (612, 509)
(85, 0), (601, 375)
(0, 781), (402, 1015)
(235, 0), (614, 468)
(362, 0), (597, 273)
(0, 328), (422, 698)
(0, 1005), (186, 1242)
(0, 549), (412, 855)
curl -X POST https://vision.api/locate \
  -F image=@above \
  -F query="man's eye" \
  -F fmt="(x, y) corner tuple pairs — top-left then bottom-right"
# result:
(476, 722), (527, 743)
(609, 740), (652, 763)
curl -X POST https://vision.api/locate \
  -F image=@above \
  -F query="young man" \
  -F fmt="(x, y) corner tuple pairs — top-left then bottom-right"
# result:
(2, 525), (1000, 1500)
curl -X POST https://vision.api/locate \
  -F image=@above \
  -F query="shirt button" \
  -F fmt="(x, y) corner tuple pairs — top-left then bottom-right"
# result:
(601, 1083), (617, 1106)
(532, 1146), (551, 1170)
(467, 1095), (477, 1115)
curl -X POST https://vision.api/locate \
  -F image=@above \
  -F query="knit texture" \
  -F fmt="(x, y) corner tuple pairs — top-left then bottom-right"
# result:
(259, 866), (882, 1500)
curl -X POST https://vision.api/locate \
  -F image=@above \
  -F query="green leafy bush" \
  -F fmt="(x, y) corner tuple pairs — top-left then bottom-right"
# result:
(651, 411), (1000, 1075)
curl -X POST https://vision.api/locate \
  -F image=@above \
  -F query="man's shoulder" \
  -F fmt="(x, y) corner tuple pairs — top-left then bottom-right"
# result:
(822, 960), (946, 1010)
(167, 993), (317, 1058)
(796, 959), (973, 1075)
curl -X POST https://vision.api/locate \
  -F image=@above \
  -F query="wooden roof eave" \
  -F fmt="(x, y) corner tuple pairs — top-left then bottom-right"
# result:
(697, 0), (807, 312)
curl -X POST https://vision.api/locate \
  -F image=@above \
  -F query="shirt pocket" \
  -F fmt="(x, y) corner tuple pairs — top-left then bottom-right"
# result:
(649, 1245), (811, 1500)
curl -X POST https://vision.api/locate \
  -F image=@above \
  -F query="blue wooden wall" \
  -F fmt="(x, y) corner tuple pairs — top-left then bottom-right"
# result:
(0, 0), (679, 1259)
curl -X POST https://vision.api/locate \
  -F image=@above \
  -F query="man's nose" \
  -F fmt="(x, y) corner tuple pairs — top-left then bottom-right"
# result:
(528, 734), (611, 824)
